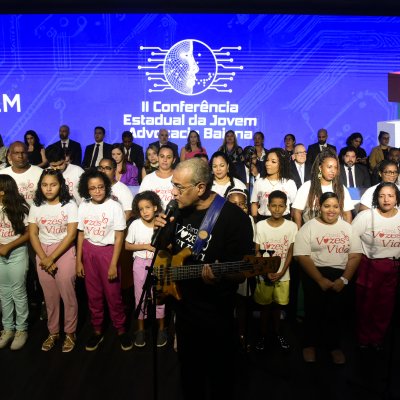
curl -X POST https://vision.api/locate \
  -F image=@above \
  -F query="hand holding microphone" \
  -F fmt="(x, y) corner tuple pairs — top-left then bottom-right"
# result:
(152, 199), (178, 247)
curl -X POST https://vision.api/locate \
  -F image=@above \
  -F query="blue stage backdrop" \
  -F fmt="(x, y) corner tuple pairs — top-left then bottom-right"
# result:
(0, 13), (399, 155)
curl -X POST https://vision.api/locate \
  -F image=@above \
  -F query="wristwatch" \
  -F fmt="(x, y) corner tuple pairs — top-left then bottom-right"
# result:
(339, 276), (349, 285)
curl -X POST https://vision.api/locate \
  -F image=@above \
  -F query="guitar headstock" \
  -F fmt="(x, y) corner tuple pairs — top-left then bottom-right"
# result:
(242, 255), (281, 277)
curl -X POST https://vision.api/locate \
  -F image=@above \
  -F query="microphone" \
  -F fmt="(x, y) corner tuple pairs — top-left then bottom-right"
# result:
(151, 199), (178, 247)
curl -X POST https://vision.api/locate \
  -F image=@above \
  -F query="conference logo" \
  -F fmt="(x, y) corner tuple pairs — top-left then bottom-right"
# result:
(138, 39), (243, 96)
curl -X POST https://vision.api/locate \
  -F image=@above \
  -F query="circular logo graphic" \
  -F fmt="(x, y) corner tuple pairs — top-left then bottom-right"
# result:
(163, 39), (217, 96)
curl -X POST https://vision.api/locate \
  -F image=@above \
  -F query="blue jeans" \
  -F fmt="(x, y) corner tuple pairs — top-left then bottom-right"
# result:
(0, 245), (29, 331)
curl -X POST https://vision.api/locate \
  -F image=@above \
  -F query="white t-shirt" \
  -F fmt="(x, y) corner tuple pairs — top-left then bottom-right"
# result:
(293, 218), (362, 270)
(78, 198), (126, 246)
(63, 163), (84, 205)
(250, 178), (297, 216)
(0, 165), (43, 205)
(139, 171), (173, 211)
(125, 218), (154, 259)
(0, 208), (28, 245)
(360, 183), (400, 209)
(256, 219), (298, 281)
(212, 177), (246, 198)
(352, 209), (400, 259)
(112, 181), (133, 212)
(28, 201), (78, 244)
(292, 180), (354, 223)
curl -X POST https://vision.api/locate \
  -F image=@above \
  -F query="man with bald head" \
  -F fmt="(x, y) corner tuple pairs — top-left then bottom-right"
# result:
(306, 128), (337, 167)
(149, 128), (180, 164)
(0, 141), (42, 205)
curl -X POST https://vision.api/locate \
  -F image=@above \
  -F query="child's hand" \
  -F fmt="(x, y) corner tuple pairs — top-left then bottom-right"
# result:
(0, 244), (10, 257)
(108, 264), (118, 281)
(76, 261), (85, 278)
(146, 244), (156, 252)
(40, 256), (54, 271)
(267, 272), (283, 282)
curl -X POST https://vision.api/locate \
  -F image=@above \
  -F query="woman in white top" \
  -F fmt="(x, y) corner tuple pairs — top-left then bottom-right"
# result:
(251, 148), (297, 222)
(352, 182), (400, 349)
(292, 148), (354, 229)
(294, 192), (362, 364)
(210, 151), (246, 198)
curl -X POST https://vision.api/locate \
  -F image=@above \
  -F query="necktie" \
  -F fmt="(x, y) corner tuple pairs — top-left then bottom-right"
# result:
(90, 144), (100, 168)
(62, 142), (67, 149)
(348, 166), (355, 187)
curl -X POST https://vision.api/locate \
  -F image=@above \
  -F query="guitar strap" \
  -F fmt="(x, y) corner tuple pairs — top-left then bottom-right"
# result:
(192, 194), (226, 258)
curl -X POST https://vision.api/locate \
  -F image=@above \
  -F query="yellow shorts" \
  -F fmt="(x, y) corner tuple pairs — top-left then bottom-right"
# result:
(254, 280), (290, 306)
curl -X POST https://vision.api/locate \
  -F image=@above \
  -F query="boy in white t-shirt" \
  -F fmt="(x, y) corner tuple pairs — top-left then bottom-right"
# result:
(254, 190), (298, 352)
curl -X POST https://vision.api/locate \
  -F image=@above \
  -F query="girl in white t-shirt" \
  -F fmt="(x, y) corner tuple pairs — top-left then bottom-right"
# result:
(0, 175), (30, 350)
(352, 182), (400, 349)
(76, 170), (131, 352)
(125, 191), (167, 348)
(251, 148), (297, 221)
(210, 151), (247, 198)
(293, 192), (362, 364)
(29, 169), (78, 352)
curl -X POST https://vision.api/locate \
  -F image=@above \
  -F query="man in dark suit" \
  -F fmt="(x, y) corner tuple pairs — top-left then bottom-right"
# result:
(306, 128), (337, 167)
(340, 146), (371, 188)
(121, 131), (144, 171)
(149, 128), (180, 164)
(46, 125), (82, 166)
(82, 126), (113, 169)
(290, 143), (311, 188)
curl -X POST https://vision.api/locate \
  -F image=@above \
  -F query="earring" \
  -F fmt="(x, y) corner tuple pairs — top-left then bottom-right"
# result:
(318, 170), (322, 180)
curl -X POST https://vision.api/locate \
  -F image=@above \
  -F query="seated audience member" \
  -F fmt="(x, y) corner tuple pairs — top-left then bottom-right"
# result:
(82, 126), (113, 169)
(290, 143), (311, 189)
(352, 182), (400, 350)
(283, 133), (296, 159)
(388, 147), (400, 184)
(251, 148), (297, 222)
(358, 160), (400, 211)
(180, 130), (207, 161)
(338, 132), (368, 166)
(306, 128), (337, 167)
(111, 144), (139, 187)
(292, 149), (354, 229)
(98, 158), (133, 220)
(252, 131), (268, 162)
(294, 192), (362, 364)
(141, 144), (159, 180)
(139, 145), (175, 210)
(121, 130), (144, 173)
(24, 130), (47, 168)
(46, 125), (82, 166)
(339, 146), (370, 188)
(0, 134), (8, 169)
(149, 128), (180, 164)
(210, 151), (246, 198)
(369, 130), (391, 173)
(46, 147), (84, 205)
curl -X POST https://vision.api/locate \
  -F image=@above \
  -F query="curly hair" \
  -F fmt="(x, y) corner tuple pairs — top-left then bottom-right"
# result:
(260, 148), (291, 180)
(306, 149), (344, 219)
(78, 169), (112, 201)
(0, 175), (29, 235)
(132, 190), (162, 219)
(184, 130), (202, 152)
(372, 182), (400, 209)
(33, 169), (72, 207)
(346, 132), (363, 146)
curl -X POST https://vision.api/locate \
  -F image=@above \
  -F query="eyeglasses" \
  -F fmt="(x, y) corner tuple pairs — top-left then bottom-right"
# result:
(383, 170), (399, 176)
(88, 185), (106, 192)
(294, 151), (307, 155)
(97, 166), (113, 171)
(171, 182), (198, 195)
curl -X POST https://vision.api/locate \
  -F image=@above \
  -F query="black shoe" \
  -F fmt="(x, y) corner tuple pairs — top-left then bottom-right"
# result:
(119, 333), (133, 351)
(85, 334), (104, 351)
(255, 337), (265, 352)
(277, 335), (290, 351)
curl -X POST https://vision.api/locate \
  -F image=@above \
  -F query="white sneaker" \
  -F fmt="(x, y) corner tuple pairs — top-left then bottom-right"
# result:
(10, 331), (28, 350)
(0, 330), (15, 349)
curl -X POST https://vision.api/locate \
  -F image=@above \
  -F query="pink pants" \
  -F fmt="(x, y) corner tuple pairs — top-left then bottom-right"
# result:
(356, 255), (399, 346)
(36, 243), (78, 334)
(83, 240), (126, 333)
(133, 256), (165, 319)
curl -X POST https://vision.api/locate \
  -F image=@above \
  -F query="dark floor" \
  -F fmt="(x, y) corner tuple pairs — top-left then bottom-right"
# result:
(1, 281), (400, 400)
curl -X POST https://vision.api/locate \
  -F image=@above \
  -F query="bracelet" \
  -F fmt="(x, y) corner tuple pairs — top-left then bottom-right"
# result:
(339, 276), (349, 285)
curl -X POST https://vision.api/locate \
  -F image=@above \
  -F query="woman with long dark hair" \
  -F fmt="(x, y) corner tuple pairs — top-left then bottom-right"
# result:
(24, 130), (47, 168)
(0, 175), (30, 350)
(352, 182), (400, 349)
(111, 143), (139, 186)
(180, 130), (207, 161)
(338, 132), (367, 165)
(29, 169), (79, 352)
